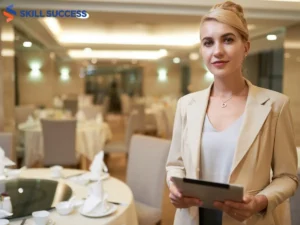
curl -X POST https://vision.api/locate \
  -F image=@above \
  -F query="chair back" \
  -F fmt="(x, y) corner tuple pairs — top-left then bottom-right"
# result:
(41, 119), (77, 166)
(126, 134), (170, 209)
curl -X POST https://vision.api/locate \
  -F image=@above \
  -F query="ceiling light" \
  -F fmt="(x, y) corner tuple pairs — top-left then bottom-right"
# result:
(77, 12), (89, 19)
(266, 34), (277, 41)
(189, 53), (199, 61)
(1, 49), (15, 57)
(23, 41), (32, 47)
(68, 50), (168, 60)
(173, 57), (180, 64)
(159, 49), (168, 55)
(42, 18), (61, 36)
(83, 48), (92, 53)
(1, 32), (14, 41)
(91, 58), (97, 64)
(59, 33), (199, 47)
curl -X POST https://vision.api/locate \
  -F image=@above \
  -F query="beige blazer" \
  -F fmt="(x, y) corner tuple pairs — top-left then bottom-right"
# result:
(166, 80), (298, 225)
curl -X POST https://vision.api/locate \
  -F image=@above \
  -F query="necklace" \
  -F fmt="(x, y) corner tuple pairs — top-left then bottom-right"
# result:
(219, 84), (247, 108)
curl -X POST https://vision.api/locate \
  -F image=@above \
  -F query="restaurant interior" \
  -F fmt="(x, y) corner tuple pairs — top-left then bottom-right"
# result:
(0, 0), (300, 224)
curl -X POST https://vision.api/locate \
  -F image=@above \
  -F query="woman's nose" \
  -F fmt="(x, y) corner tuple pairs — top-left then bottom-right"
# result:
(213, 43), (224, 57)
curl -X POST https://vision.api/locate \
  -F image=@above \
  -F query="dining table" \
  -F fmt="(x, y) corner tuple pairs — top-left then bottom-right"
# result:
(8, 168), (138, 225)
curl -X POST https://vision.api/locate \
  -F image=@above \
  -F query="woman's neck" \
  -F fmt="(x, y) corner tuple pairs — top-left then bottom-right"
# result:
(211, 74), (247, 98)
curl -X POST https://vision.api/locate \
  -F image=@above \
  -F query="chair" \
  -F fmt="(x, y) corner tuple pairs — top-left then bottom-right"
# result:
(63, 99), (78, 117)
(0, 132), (14, 161)
(126, 135), (170, 225)
(103, 113), (138, 154)
(41, 119), (78, 167)
(81, 105), (102, 120)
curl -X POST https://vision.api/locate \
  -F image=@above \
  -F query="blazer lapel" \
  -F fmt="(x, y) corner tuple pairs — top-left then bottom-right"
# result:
(229, 80), (271, 178)
(187, 85), (211, 179)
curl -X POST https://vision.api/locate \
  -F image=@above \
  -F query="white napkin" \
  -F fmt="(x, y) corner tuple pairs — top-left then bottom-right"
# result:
(82, 181), (104, 214)
(26, 115), (35, 124)
(95, 113), (103, 124)
(76, 110), (86, 121)
(39, 110), (48, 119)
(0, 148), (15, 179)
(89, 151), (108, 179)
(0, 209), (13, 219)
(53, 97), (63, 108)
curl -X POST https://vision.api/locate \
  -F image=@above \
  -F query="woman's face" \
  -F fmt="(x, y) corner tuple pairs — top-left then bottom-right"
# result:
(200, 20), (250, 78)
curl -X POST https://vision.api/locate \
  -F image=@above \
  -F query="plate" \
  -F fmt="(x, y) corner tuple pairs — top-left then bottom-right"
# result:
(68, 172), (110, 185)
(79, 203), (117, 218)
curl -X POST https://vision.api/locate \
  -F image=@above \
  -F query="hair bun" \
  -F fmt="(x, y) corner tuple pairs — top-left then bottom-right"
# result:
(212, 1), (245, 21)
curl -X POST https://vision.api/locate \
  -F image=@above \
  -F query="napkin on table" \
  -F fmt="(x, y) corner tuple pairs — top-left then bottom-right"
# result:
(82, 181), (105, 214)
(89, 151), (108, 178)
(0, 147), (15, 179)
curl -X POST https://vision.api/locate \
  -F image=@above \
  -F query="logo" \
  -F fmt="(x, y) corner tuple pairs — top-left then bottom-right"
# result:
(3, 4), (16, 22)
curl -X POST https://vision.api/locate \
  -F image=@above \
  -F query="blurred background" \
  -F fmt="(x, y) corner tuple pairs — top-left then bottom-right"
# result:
(0, 0), (300, 224)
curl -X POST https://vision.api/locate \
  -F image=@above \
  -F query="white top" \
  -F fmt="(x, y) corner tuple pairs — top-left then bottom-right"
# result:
(200, 114), (244, 183)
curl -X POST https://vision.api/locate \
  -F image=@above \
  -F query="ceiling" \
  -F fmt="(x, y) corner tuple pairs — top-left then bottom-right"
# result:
(1, 0), (300, 64)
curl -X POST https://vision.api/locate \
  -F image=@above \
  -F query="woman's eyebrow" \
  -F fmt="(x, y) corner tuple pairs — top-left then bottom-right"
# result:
(201, 32), (236, 41)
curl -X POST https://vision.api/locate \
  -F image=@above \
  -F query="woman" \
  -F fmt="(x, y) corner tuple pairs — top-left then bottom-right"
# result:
(166, 1), (298, 225)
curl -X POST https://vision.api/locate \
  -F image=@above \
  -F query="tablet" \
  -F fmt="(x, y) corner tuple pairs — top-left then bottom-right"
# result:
(171, 177), (244, 209)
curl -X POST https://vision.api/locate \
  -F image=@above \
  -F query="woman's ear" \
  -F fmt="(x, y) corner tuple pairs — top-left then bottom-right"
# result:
(244, 41), (250, 56)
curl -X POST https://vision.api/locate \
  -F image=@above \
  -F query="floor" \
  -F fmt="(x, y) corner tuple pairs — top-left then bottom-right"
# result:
(105, 114), (176, 225)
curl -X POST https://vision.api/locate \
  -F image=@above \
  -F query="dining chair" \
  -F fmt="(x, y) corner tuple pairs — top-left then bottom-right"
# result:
(63, 99), (78, 117)
(41, 119), (78, 167)
(103, 113), (138, 155)
(0, 132), (14, 161)
(126, 134), (170, 225)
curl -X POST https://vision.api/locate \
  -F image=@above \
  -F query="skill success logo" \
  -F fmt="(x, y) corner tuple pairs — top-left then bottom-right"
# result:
(3, 4), (88, 22)
(3, 4), (16, 22)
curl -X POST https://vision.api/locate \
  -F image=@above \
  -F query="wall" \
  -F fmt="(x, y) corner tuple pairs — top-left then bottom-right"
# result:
(17, 51), (84, 107)
(283, 24), (300, 146)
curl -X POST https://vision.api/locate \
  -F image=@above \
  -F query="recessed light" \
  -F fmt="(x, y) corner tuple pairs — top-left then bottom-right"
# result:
(266, 34), (277, 41)
(159, 49), (168, 55)
(189, 53), (199, 61)
(83, 48), (92, 53)
(173, 57), (180, 64)
(23, 41), (32, 47)
(91, 58), (97, 64)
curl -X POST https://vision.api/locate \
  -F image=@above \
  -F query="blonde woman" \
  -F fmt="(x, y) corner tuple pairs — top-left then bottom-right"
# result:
(166, 1), (298, 225)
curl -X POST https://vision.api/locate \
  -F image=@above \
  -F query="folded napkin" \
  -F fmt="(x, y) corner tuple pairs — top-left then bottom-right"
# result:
(0, 148), (15, 179)
(39, 110), (48, 119)
(82, 181), (107, 214)
(26, 115), (35, 124)
(0, 209), (13, 219)
(95, 113), (103, 124)
(76, 110), (86, 121)
(89, 151), (108, 179)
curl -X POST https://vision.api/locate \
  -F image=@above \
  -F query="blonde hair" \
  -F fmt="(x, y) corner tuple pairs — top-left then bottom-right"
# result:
(200, 1), (249, 41)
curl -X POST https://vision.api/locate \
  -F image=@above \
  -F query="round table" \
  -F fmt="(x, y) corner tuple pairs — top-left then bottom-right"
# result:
(10, 169), (138, 225)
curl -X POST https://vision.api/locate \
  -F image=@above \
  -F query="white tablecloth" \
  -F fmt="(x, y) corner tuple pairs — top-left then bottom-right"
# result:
(10, 168), (138, 225)
(19, 121), (112, 167)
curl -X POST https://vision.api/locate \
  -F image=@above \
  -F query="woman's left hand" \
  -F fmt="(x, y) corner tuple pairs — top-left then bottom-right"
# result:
(213, 195), (268, 222)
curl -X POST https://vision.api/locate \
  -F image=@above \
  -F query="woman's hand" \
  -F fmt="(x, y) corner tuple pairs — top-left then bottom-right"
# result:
(169, 178), (203, 208)
(213, 195), (268, 222)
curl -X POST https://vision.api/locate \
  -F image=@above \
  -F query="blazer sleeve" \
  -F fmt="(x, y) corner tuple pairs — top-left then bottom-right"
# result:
(165, 97), (186, 187)
(258, 98), (299, 214)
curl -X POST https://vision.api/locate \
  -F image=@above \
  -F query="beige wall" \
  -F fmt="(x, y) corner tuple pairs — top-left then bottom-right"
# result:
(0, 22), (15, 131)
(283, 25), (300, 146)
(17, 52), (84, 107)
(142, 59), (211, 97)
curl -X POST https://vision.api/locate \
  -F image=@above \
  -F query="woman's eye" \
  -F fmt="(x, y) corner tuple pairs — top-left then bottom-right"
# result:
(224, 38), (234, 44)
(203, 40), (213, 47)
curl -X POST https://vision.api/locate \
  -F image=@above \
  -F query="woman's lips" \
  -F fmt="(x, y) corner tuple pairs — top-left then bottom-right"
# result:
(212, 61), (229, 68)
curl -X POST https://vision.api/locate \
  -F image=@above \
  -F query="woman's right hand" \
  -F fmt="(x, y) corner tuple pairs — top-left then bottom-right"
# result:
(169, 178), (203, 208)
